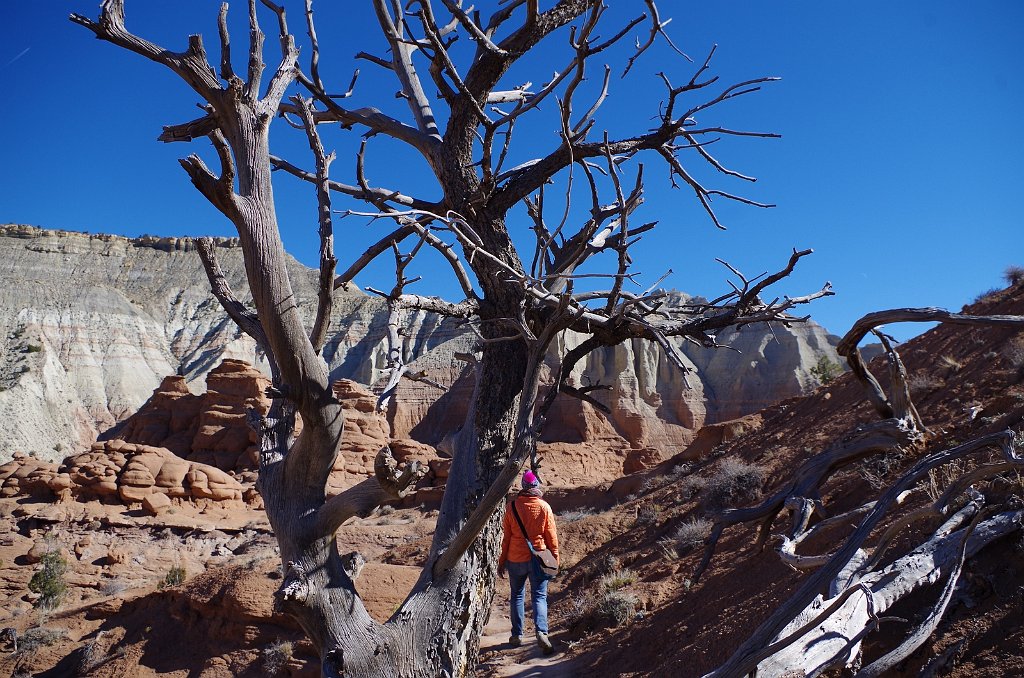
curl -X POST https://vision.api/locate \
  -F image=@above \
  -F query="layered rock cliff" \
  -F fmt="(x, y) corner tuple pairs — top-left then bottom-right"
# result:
(0, 224), (841, 463)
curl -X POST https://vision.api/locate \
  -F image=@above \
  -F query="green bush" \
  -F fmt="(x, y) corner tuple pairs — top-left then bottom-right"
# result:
(599, 568), (637, 592)
(28, 551), (68, 610)
(25, 344), (42, 353)
(809, 354), (841, 386)
(158, 565), (186, 589)
(17, 626), (67, 654)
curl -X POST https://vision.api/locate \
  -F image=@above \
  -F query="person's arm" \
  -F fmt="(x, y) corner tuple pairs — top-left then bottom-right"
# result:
(498, 502), (512, 572)
(543, 504), (559, 562)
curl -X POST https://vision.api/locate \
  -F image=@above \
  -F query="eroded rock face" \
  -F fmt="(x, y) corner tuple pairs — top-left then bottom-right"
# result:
(388, 311), (838, 459)
(107, 365), (446, 494)
(111, 359), (270, 471)
(0, 226), (271, 460)
(0, 441), (245, 508)
(0, 452), (62, 499)
(0, 225), (840, 467)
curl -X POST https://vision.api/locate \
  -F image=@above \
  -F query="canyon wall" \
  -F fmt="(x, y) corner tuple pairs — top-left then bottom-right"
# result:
(0, 225), (840, 463)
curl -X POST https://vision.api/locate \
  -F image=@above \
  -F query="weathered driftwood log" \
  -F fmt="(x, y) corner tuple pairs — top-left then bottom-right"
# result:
(836, 308), (1024, 421)
(702, 304), (1024, 678)
(706, 429), (1021, 677)
(693, 418), (922, 583)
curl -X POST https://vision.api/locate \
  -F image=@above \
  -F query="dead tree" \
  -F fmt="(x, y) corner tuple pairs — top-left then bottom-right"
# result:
(72, 2), (829, 675)
(702, 309), (1024, 678)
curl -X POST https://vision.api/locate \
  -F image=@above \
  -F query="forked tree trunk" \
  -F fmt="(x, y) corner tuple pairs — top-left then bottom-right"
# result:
(265, 335), (531, 677)
(72, 2), (824, 674)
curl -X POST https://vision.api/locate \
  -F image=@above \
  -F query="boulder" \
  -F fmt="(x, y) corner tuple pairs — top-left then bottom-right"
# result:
(624, 447), (664, 474)
(142, 492), (171, 516)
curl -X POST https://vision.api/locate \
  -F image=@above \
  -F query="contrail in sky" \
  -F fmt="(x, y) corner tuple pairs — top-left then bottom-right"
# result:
(4, 48), (31, 68)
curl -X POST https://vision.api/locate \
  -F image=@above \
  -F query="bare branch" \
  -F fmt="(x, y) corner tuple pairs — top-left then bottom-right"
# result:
(439, 0), (507, 55)
(291, 96), (337, 353)
(71, 0), (221, 97)
(314, 447), (424, 537)
(302, 0), (324, 89)
(217, 3), (234, 82)
(334, 225), (416, 289)
(194, 237), (280, 382)
(707, 430), (1019, 677)
(622, 0), (690, 77)
(286, 82), (440, 158)
(244, 0), (266, 99)
(271, 154), (437, 211)
(395, 294), (479, 318)
(371, 0), (441, 138)
(838, 307), (1024, 357)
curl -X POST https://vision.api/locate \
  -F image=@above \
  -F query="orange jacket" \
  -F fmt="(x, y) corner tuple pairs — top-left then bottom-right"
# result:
(499, 494), (559, 567)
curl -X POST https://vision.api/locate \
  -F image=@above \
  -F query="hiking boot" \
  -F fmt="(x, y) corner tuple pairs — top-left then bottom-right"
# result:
(536, 631), (553, 655)
(509, 635), (522, 647)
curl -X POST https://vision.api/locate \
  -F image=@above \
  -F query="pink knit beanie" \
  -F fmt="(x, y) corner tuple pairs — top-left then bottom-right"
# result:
(522, 469), (540, 488)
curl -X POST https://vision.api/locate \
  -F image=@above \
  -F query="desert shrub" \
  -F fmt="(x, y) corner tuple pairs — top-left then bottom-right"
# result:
(594, 590), (637, 627)
(566, 590), (595, 628)
(702, 457), (765, 509)
(377, 504), (396, 516)
(263, 639), (294, 675)
(598, 554), (621, 576)
(634, 503), (659, 526)
(75, 631), (110, 674)
(100, 578), (128, 597)
(858, 449), (907, 490)
(669, 462), (692, 478)
(158, 565), (186, 589)
(1003, 336), (1024, 370)
(17, 626), (67, 654)
(599, 568), (637, 592)
(938, 355), (963, 372)
(809, 354), (842, 386)
(28, 550), (68, 610)
(658, 517), (712, 560)
(908, 372), (942, 395)
(679, 474), (707, 500)
(656, 537), (679, 561)
(672, 518), (712, 553)
(558, 508), (595, 523)
(24, 344), (42, 353)
(974, 287), (1001, 303)
(1005, 265), (1024, 286)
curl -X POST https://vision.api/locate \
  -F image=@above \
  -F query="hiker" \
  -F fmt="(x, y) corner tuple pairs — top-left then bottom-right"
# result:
(498, 469), (559, 654)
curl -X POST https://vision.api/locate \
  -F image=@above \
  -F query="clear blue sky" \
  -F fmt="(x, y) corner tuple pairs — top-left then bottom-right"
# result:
(2, 2), (1022, 342)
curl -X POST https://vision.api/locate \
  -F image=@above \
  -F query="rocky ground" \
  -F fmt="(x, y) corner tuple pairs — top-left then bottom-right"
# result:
(0, 280), (1022, 676)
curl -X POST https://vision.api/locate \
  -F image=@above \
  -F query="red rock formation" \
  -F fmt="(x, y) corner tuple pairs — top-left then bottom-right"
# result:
(0, 452), (60, 498)
(61, 441), (243, 504)
(111, 365), (444, 495)
(111, 359), (270, 471)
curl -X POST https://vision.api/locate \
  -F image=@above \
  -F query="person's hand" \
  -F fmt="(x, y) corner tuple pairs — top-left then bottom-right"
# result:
(498, 564), (506, 579)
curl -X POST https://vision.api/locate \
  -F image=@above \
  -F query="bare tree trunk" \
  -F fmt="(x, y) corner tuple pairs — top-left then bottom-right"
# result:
(71, 2), (829, 674)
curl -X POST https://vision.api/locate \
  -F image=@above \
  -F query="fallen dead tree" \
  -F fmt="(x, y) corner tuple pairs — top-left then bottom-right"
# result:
(701, 308), (1024, 678)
